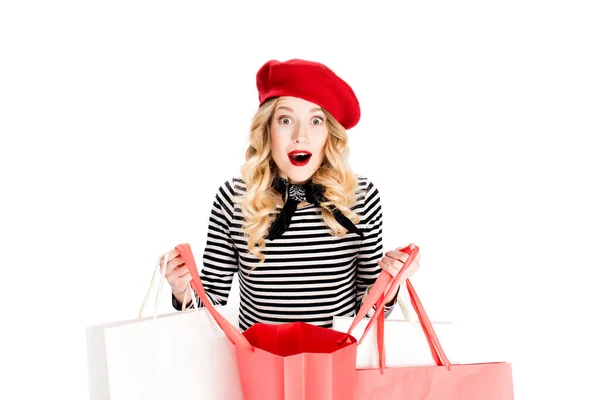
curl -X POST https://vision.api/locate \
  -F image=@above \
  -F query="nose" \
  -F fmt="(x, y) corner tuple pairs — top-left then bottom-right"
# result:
(291, 121), (308, 144)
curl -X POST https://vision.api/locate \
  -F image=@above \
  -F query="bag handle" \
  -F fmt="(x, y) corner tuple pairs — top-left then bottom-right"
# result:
(338, 265), (394, 343)
(181, 283), (200, 311)
(138, 256), (164, 319)
(175, 243), (254, 352)
(138, 253), (200, 319)
(405, 279), (451, 370)
(343, 244), (420, 372)
(365, 245), (452, 373)
(345, 245), (418, 339)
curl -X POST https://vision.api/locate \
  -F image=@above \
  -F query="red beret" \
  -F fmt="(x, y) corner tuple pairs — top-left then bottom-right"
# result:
(256, 59), (361, 130)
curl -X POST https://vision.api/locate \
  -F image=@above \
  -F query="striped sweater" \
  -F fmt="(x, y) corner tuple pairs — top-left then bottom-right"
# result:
(173, 174), (395, 330)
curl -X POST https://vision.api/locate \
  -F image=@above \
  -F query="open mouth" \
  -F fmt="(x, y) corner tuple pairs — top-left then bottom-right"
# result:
(288, 152), (312, 166)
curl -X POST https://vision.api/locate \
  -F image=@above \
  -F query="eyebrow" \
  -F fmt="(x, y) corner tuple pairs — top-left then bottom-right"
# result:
(276, 106), (324, 114)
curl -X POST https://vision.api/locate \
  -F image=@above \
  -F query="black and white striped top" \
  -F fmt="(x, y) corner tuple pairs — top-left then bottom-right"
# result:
(173, 174), (395, 331)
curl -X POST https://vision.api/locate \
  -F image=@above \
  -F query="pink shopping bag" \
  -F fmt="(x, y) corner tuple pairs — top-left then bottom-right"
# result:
(351, 246), (515, 399)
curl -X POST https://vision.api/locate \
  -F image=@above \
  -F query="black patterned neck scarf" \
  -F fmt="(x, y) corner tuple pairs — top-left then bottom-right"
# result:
(267, 177), (364, 241)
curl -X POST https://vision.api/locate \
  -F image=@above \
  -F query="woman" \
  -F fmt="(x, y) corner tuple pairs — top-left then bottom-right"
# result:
(162, 59), (419, 331)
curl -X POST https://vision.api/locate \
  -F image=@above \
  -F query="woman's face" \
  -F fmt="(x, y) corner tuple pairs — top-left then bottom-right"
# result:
(270, 96), (329, 185)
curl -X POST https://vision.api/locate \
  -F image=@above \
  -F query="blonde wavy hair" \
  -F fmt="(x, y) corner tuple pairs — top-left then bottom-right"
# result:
(233, 97), (361, 264)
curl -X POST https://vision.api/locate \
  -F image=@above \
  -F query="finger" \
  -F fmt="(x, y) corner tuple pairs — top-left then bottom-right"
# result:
(390, 256), (408, 272)
(379, 259), (400, 276)
(390, 249), (420, 265)
(385, 258), (420, 281)
(169, 271), (192, 292)
(163, 261), (184, 278)
(159, 250), (180, 268)
(162, 260), (180, 276)
(164, 263), (188, 280)
(384, 254), (408, 270)
(386, 250), (409, 263)
(175, 265), (190, 279)
(177, 271), (192, 284)
(381, 256), (401, 269)
(402, 262), (420, 279)
(162, 249), (181, 263)
(166, 256), (184, 272)
(377, 259), (391, 274)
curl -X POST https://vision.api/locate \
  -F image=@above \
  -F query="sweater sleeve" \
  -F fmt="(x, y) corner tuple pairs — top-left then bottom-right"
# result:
(354, 177), (396, 318)
(172, 178), (240, 310)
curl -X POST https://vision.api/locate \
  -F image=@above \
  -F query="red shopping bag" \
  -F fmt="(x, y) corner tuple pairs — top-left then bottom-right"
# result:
(176, 243), (387, 400)
(353, 247), (515, 399)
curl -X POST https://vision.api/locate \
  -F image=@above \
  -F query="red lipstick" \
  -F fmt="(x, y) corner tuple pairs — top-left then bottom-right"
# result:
(287, 150), (312, 167)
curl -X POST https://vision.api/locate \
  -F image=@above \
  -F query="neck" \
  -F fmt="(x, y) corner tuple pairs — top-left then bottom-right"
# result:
(278, 174), (311, 186)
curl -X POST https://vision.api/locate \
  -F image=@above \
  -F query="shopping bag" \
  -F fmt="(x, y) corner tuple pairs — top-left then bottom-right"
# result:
(177, 242), (393, 400)
(353, 276), (515, 399)
(334, 267), (459, 368)
(86, 255), (244, 400)
(354, 360), (514, 399)
(332, 316), (457, 368)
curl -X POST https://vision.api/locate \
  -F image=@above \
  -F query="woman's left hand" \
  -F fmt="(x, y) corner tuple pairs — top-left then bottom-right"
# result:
(377, 243), (421, 305)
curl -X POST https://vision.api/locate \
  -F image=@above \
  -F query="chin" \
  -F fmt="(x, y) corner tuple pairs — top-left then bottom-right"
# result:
(281, 167), (318, 184)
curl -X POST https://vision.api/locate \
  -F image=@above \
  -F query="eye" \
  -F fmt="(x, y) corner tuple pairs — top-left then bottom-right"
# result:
(312, 117), (324, 125)
(279, 116), (292, 125)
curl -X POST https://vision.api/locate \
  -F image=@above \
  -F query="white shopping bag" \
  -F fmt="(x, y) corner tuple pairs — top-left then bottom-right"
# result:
(332, 284), (460, 368)
(86, 255), (244, 400)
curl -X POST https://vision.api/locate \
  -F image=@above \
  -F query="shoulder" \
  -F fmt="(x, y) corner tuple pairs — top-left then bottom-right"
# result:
(354, 173), (380, 201)
(210, 177), (247, 220)
(214, 176), (246, 200)
(353, 174), (382, 223)
(226, 176), (247, 195)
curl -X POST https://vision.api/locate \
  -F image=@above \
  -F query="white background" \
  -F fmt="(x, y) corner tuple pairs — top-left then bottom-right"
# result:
(1, 1), (599, 399)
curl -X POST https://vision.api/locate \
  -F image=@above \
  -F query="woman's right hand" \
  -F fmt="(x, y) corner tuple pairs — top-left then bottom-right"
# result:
(160, 248), (192, 299)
